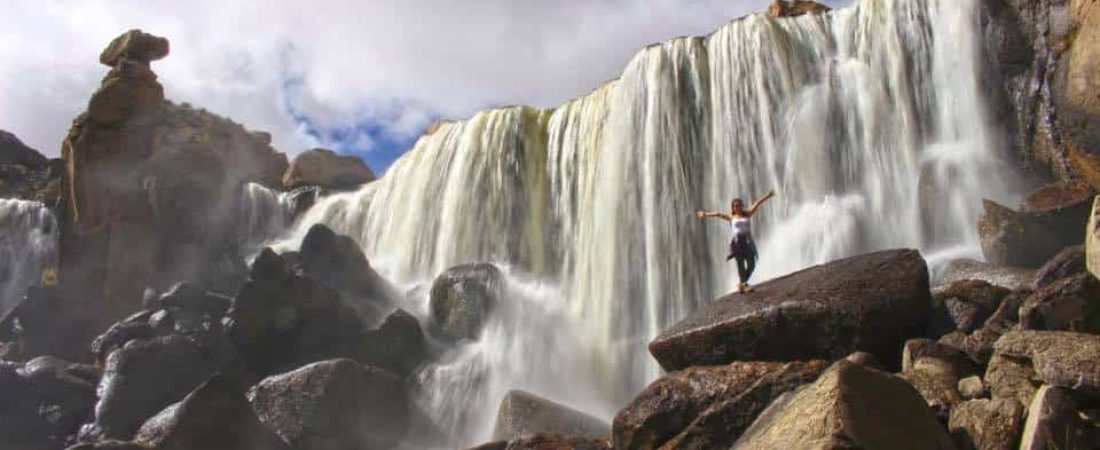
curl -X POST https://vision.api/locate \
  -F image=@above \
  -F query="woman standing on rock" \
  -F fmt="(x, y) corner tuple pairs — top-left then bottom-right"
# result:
(696, 190), (776, 293)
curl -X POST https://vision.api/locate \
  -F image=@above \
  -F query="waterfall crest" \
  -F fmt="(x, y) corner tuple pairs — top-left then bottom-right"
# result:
(278, 0), (1020, 444)
(0, 199), (57, 316)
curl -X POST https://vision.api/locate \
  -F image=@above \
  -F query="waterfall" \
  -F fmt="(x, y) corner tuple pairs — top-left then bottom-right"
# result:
(278, 0), (1019, 445)
(0, 199), (57, 317)
(239, 182), (297, 257)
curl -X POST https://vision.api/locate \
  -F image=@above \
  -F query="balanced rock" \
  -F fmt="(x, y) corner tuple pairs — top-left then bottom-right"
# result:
(493, 390), (609, 441)
(613, 360), (826, 450)
(649, 250), (931, 372)
(99, 29), (169, 66)
(134, 375), (287, 450)
(730, 360), (956, 450)
(283, 148), (376, 190)
(430, 263), (505, 342)
(948, 398), (1025, 450)
(247, 359), (409, 450)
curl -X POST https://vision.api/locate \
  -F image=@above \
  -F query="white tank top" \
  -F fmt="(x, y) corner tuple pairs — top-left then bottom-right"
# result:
(731, 215), (751, 238)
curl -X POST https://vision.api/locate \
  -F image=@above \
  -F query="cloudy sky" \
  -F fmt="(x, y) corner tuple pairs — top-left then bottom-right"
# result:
(0, 0), (851, 171)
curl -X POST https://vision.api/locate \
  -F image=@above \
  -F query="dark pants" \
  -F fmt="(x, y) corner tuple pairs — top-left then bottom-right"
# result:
(727, 236), (758, 284)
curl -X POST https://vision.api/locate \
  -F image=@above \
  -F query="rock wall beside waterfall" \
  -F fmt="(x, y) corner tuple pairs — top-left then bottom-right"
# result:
(57, 29), (289, 340)
(0, 131), (59, 203)
(986, 0), (1100, 187)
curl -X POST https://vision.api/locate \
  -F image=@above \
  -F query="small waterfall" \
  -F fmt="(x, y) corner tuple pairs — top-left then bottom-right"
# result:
(275, 0), (1021, 445)
(238, 182), (296, 257)
(0, 199), (57, 316)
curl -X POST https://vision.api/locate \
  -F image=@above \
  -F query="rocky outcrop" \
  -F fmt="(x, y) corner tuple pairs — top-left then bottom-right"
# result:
(247, 358), (409, 450)
(978, 184), (1094, 269)
(0, 130), (58, 202)
(948, 398), (1025, 450)
(282, 148), (376, 190)
(57, 29), (288, 345)
(730, 360), (955, 450)
(297, 224), (399, 325)
(493, 390), (609, 441)
(613, 360), (826, 450)
(429, 263), (504, 342)
(765, 0), (830, 18)
(133, 375), (287, 450)
(649, 250), (931, 372)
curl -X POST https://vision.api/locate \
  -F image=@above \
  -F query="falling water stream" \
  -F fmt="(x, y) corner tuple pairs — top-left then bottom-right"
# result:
(274, 0), (1022, 446)
(0, 199), (57, 318)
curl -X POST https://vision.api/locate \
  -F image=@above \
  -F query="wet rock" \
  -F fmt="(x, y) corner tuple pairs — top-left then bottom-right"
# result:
(18, 356), (99, 441)
(1019, 273), (1100, 332)
(89, 311), (157, 364)
(931, 280), (1010, 335)
(430, 263), (505, 342)
(247, 358), (409, 450)
(730, 360), (955, 450)
(99, 30), (169, 67)
(936, 259), (1035, 291)
(650, 250), (931, 372)
(282, 148), (376, 190)
(1032, 245), (1086, 289)
(1018, 386), (1089, 450)
(614, 360), (826, 449)
(467, 433), (611, 450)
(89, 335), (226, 440)
(985, 354), (1040, 408)
(0, 361), (55, 449)
(765, 0), (830, 18)
(155, 283), (230, 318)
(133, 375), (287, 450)
(994, 330), (1100, 396)
(947, 398), (1025, 450)
(298, 224), (398, 324)
(493, 390), (609, 441)
(353, 309), (428, 378)
(248, 248), (287, 282)
(226, 261), (362, 376)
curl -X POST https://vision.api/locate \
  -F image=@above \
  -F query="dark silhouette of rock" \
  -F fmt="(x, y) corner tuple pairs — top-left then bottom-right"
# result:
(133, 374), (287, 450)
(730, 360), (955, 450)
(649, 250), (931, 372)
(353, 309), (428, 378)
(247, 359), (409, 450)
(86, 335), (226, 440)
(298, 224), (399, 325)
(283, 148), (376, 190)
(493, 390), (609, 441)
(613, 360), (826, 450)
(17, 356), (99, 443)
(430, 263), (504, 342)
(948, 398), (1025, 450)
(0, 361), (56, 449)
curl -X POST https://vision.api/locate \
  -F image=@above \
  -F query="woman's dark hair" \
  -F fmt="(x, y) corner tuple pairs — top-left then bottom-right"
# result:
(731, 198), (744, 206)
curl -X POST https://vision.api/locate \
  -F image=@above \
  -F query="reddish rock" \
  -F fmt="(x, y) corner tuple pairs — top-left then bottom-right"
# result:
(282, 148), (376, 190)
(649, 250), (931, 372)
(765, 0), (831, 18)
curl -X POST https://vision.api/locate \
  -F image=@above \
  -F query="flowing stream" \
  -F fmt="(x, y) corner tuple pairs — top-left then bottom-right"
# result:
(0, 199), (57, 318)
(271, 0), (1021, 445)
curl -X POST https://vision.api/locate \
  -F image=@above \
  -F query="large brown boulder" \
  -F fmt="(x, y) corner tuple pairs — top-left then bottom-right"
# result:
(297, 224), (399, 325)
(994, 330), (1100, 396)
(133, 375), (287, 450)
(649, 250), (931, 372)
(247, 359), (409, 450)
(282, 148), (376, 190)
(730, 360), (956, 450)
(947, 398), (1025, 450)
(613, 360), (826, 450)
(493, 390), (609, 441)
(58, 30), (288, 342)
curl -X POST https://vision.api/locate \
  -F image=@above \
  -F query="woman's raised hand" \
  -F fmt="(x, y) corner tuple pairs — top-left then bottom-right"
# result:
(696, 210), (706, 219)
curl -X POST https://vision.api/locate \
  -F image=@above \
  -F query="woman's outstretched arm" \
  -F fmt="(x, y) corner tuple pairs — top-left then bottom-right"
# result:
(747, 190), (776, 216)
(696, 210), (732, 221)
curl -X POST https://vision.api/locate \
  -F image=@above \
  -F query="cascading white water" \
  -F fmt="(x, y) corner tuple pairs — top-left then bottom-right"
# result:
(238, 182), (297, 257)
(0, 199), (57, 317)
(278, 0), (1020, 445)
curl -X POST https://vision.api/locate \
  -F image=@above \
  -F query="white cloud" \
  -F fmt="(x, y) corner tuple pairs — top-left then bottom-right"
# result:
(0, 0), (852, 159)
